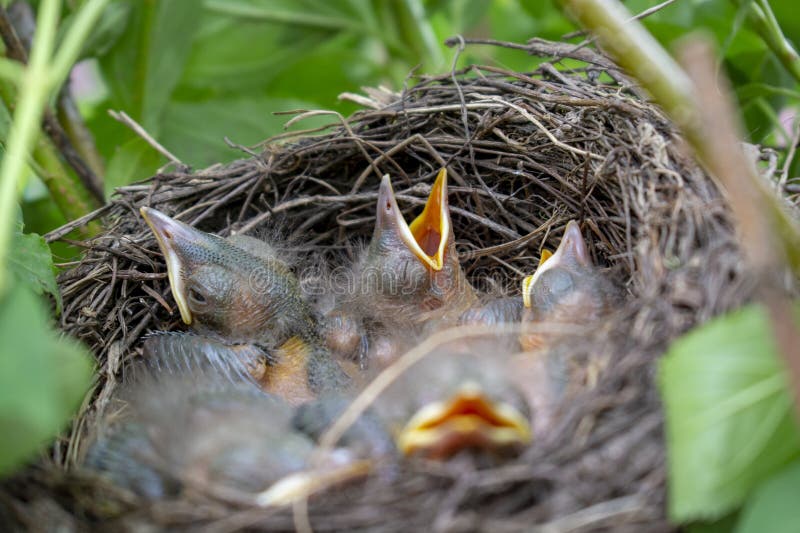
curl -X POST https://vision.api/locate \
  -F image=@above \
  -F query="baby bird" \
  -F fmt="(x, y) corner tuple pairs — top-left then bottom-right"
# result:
(514, 220), (619, 435)
(357, 169), (475, 320)
(519, 220), (618, 351)
(324, 169), (476, 366)
(371, 338), (532, 460)
(84, 371), (372, 505)
(458, 295), (524, 327)
(139, 207), (349, 400)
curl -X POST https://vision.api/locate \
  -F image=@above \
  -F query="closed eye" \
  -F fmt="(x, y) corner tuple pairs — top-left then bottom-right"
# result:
(188, 287), (207, 305)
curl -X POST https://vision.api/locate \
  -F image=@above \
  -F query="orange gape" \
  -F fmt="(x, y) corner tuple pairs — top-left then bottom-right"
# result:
(407, 168), (450, 272)
(416, 229), (442, 259)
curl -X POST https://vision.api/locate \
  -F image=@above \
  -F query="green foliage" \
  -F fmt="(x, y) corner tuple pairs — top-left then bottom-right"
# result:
(9, 217), (61, 313)
(85, 0), (558, 194)
(160, 96), (320, 168)
(0, 284), (93, 475)
(659, 304), (800, 522)
(0, 0), (105, 479)
(103, 137), (164, 197)
(736, 459), (800, 533)
(57, 0), (131, 60)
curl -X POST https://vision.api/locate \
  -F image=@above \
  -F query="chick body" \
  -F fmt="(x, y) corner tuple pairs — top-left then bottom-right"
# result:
(324, 170), (477, 369)
(514, 220), (620, 435)
(140, 207), (350, 399)
(84, 366), (374, 503)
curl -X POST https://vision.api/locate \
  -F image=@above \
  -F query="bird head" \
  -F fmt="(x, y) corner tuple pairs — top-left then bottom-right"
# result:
(520, 220), (618, 351)
(377, 345), (532, 460)
(140, 207), (303, 342)
(360, 169), (469, 315)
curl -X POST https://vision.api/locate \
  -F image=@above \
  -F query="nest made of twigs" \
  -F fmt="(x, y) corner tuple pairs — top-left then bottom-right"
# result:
(0, 38), (767, 532)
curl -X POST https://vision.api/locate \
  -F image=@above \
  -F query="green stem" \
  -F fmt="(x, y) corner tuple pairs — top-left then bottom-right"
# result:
(56, 91), (105, 180)
(0, 76), (99, 224)
(0, 0), (60, 296)
(0, 56), (22, 82)
(0, 0), (110, 296)
(560, 0), (698, 139)
(743, 0), (800, 84)
(32, 134), (100, 228)
(48, 0), (112, 85)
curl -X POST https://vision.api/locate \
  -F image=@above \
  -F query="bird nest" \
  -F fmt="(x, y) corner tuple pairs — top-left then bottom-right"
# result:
(0, 38), (768, 531)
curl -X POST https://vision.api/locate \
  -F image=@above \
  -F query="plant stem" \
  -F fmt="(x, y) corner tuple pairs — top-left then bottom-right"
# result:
(0, 4), (106, 203)
(0, 56), (21, 82)
(46, 0), (112, 200)
(48, 0), (113, 85)
(0, 0), (60, 296)
(57, 89), (105, 180)
(0, 75), (99, 221)
(560, 0), (697, 138)
(0, 0), (109, 296)
(741, 0), (800, 85)
(33, 136), (101, 227)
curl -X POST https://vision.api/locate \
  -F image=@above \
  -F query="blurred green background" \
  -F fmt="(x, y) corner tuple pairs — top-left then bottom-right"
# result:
(21, 0), (800, 241)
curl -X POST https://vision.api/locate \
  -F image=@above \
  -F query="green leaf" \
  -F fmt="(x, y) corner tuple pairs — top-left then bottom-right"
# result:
(160, 96), (322, 167)
(659, 304), (800, 522)
(104, 137), (165, 196)
(736, 460), (800, 533)
(0, 285), (93, 476)
(686, 512), (741, 533)
(203, 0), (356, 30)
(141, 1), (203, 132)
(97, 0), (202, 133)
(8, 224), (62, 313)
(58, 0), (132, 60)
(179, 12), (334, 94)
(736, 82), (800, 102)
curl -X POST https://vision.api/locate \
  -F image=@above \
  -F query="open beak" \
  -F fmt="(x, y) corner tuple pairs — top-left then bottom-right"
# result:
(522, 221), (588, 308)
(140, 207), (196, 325)
(396, 382), (532, 459)
(377, 169), (451, 272)
(522, 249), (553, 308)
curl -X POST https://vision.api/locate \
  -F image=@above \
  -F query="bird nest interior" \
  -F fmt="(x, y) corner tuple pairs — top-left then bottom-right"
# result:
(1, 39), (767, 531)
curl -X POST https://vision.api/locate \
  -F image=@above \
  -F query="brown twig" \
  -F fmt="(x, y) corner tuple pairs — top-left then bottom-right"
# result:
(108, 110), (185, 168)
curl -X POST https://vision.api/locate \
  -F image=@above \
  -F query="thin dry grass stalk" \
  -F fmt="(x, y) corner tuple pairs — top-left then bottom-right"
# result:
(0, 37), (780, 531)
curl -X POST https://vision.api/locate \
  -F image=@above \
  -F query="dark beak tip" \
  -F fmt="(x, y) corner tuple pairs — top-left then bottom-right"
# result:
(376, 175), (399, 221)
